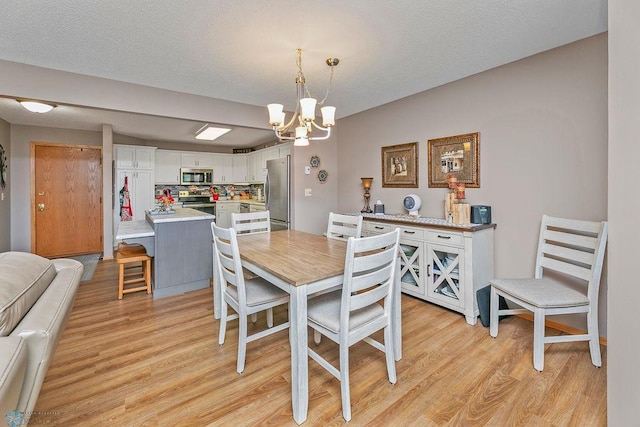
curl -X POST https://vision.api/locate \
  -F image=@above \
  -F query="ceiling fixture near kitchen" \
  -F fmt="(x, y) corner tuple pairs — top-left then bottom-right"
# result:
(18, 100), (56, 113)
(267, 48), (339, 147)
(195, 124), (232, 141)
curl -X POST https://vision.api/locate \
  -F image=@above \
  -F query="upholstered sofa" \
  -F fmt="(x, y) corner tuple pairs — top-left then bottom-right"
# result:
(0, 252), (82, 422)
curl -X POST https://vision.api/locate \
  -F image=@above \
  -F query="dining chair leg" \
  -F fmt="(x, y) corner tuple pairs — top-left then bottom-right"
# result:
(587, 309), (602, 367)
(489, 286), (499, 338)
(533, 307), (545, 372)
(339, 342), (351, 422)
(384, 325), (397, 384)
(267, 308), (274, 328)
(237, 315), (248, 374)
(218, 303), (228, 345)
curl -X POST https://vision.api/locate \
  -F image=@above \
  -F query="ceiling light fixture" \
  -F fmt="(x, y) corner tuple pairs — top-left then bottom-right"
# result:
(195, 124), (232, 141)
(267, 48), (339, 147)
(18, 100), (56, 113)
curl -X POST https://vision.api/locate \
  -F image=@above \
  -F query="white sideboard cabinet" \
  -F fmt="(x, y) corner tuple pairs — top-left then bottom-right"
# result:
(362, 215), (495, 325)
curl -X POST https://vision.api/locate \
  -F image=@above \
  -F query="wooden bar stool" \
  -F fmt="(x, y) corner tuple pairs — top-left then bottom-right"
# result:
(116, 242), (152, 299)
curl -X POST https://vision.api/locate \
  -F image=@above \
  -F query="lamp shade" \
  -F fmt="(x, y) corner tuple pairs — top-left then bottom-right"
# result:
(300, 98), (317, 120)
(361, 177), (373, 190)
(321, 106), (336, 127)
(267, 104), (284, 125)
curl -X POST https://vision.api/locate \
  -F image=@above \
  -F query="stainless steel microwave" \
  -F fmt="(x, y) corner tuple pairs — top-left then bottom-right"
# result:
(180, 168), (213, 185)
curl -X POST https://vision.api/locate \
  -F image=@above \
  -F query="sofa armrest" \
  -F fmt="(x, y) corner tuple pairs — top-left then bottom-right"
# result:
(0, 336), (28, 419)
(11, 259), (82, 414)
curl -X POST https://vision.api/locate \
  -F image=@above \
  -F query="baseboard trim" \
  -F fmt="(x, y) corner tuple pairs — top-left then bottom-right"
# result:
(516, 314), (607, 346)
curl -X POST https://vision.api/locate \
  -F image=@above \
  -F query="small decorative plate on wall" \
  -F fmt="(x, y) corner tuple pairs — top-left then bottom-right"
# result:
(310, 155), (320, 168)
(317, 169), (328, 183)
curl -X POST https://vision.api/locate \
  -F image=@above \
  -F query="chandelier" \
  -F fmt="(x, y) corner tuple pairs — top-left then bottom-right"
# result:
(267, 49), (339, 146)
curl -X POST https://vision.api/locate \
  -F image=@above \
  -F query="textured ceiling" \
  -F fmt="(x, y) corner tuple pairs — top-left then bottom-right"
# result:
(0, 0), (607, 147)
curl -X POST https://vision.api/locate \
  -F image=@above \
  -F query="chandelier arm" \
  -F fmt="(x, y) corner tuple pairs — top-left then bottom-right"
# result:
(308, 126), (332, 141)
(279, 112), (298, 133)
(310, 120), (329, 132)
(273, 128), (295, 141)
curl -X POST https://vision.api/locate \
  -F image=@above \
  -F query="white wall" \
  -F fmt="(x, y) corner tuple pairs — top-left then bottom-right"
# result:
(338, 34), (608, 334)
(0, 118), (9, 252)
(608, 0), (640, 423)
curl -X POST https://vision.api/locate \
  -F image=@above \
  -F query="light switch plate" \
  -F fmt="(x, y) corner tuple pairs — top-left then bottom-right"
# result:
(305, 166), (311, 175)
(305, 188), (312, 197)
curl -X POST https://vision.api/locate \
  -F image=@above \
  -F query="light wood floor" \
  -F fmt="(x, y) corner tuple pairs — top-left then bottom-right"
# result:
(35, 259), (607, 426)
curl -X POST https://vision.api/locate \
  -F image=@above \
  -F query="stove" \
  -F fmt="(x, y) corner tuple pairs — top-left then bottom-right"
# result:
(178, 190), (216, 215)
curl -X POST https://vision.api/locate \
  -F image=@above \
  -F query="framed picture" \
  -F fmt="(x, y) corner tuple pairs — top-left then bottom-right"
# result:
(381, 142), (418, 188)
(428, 132), (479, 188)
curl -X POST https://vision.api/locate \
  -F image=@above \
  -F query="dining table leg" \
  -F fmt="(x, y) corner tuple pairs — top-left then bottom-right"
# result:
(289, 285), (309, 424)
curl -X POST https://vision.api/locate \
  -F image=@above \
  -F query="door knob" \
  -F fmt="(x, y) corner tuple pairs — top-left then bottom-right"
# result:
(38, 203), (45, 212)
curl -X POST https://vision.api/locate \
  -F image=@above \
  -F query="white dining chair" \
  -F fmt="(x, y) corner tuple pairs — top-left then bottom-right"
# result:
(231, 211), (271, 235)
(489, 215), (608, 372)
(212, 222), (289, 374)
(307, 229), (400, 421)
(230, 210), (273, 325)
(326, 212), (363, 241)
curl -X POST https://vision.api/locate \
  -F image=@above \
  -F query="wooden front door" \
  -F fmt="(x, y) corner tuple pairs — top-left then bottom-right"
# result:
(32, 143), (103, 257)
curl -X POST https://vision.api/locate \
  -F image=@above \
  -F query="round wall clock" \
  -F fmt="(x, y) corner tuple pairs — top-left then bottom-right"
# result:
(0, 144), (7, 189)
(310, 155), (320, 168)
(317, 169), (328, 183)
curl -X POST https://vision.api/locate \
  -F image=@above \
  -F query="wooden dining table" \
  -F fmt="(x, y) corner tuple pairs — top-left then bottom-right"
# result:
(232, 229), (402, 424)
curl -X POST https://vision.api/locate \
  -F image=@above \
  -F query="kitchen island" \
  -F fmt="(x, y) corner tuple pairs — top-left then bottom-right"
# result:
(145, 208), (214, 298)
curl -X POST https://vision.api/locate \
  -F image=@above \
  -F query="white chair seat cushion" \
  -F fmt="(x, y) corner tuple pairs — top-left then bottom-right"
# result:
(226, 278), (288, 307)
(490, 277), (589, 308)
(307, 291), (383, 334)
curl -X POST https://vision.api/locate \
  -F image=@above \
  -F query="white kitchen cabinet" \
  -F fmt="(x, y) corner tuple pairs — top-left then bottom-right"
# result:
(181, 152), (214, 168)
(212, 154), (233, 183)
(278, 144), (292, 159)
(362, 217), (495, 325)
(114, 145), (155, 170)
(155, 150), (181, 184)
(246, 151), (262, 183)
(232, 154), (248, 182)
(216, 202), (240, 228)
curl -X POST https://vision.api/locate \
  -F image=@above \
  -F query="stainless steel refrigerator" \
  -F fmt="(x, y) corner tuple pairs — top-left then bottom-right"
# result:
(265, 156), (291, 231)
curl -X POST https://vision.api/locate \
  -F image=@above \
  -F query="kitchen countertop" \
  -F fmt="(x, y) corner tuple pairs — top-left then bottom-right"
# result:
(215, 199), (265, 204)
(115, 220), (155, 240)
(145, 207), (215, 223)
(361, 212), (496, 232)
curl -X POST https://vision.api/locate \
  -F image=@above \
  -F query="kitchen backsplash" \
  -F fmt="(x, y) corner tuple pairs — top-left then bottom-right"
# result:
(155, 183), (264, 200)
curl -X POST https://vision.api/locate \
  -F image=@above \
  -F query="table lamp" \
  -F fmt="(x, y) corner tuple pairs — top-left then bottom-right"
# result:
(361, 177), (373, 213)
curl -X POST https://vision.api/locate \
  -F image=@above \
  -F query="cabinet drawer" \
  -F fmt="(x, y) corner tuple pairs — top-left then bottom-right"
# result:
(364, 222), (394, 235)
(426, 230), (463, 246)
(398, 226), (424, 240)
